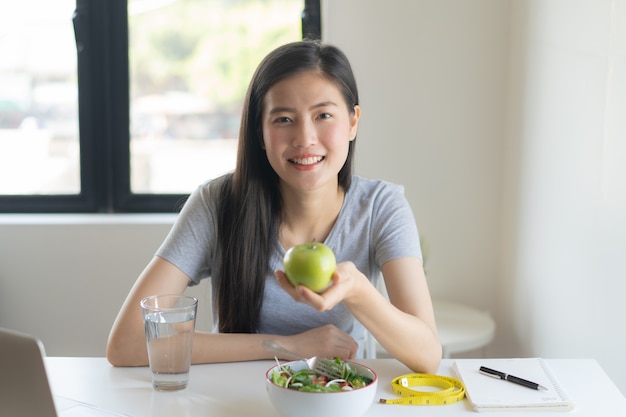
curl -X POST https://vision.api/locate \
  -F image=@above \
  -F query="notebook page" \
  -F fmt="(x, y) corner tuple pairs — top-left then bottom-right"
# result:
(453, 358), (574, 412)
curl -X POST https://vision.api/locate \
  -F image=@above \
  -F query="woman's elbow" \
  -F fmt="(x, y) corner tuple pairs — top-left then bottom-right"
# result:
(425, 350), (443, 374)
(106, 340), (130, 367)
(106, 335), (148, 367)
(408, 340), (442, 374)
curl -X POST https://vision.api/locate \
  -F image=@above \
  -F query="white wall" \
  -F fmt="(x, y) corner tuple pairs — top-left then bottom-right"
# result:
(0, 215), (213, 356)
(324, 0), (626, 393)
(500, 0), (626, 392)
(323, 0), (508, 319)
(0, 0), (624, 394)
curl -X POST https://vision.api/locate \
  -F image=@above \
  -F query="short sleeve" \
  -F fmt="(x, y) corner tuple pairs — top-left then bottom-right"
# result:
(155, 180), (219, 284)
(370, 182), (422, 267)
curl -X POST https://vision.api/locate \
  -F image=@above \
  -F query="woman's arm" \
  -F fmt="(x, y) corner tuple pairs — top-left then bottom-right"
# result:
(106, 256), (190, 366)
(106, 256), (358, 367)
(275, 257), (441, 374)
(357, 257), (441, 373)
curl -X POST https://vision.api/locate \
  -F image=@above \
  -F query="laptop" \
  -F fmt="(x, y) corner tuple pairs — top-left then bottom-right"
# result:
(0, 327), (124, 417)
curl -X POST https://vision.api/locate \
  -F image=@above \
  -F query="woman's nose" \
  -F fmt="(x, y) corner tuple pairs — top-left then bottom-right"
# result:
(292, 120), (316, 148)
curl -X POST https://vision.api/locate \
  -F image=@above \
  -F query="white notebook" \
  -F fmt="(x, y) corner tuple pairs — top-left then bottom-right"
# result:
(453, 358), (574, 412)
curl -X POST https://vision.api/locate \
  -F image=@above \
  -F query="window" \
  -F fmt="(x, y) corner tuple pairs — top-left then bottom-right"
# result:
(0, 0), (320, 213)
(0, 0), (80, 206)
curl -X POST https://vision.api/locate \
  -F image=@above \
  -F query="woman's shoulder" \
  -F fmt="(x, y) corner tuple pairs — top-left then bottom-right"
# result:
(349, 175), (405, 198)
(345, 176), (413, 220)
(192, 172), (233, 199)
(178, 173), (233, 213)
(199, 172), (232, 191)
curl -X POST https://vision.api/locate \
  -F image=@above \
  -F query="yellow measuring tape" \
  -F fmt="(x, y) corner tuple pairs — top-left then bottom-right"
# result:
(379, 373), (466, 405)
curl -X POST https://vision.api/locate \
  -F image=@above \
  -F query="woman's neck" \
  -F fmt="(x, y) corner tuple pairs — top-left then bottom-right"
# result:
(279, 183), (345, 249)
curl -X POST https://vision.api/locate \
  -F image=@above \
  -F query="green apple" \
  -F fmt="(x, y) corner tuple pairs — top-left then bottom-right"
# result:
(283, 242), (336, 292)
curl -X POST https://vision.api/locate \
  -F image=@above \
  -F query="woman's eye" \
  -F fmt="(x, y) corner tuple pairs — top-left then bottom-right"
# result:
(274, 116), (292, 124)
(318, 112), (332, 120)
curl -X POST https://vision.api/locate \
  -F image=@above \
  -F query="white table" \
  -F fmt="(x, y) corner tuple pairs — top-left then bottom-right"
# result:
(46, 358), (625, 416)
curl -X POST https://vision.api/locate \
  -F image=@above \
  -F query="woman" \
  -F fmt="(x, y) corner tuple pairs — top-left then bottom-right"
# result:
(106, 40), (441, 373)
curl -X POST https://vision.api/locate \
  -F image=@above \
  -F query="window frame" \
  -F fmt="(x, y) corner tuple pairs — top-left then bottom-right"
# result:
(0, 0), (320, 213)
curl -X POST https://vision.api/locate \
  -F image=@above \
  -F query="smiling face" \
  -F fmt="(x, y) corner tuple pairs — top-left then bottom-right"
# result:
(261, 70), (360, 194)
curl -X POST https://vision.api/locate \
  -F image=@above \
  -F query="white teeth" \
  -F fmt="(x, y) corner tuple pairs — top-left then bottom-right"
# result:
(290, 156), (323, 165)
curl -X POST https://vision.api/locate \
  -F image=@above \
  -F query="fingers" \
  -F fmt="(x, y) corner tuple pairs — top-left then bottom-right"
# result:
(292, 325), (359, 360)
(274, 269), (345, 312)
(325, 327), (359, 360)
(274, 270), (298, 297)
(334, 333), (359, 360)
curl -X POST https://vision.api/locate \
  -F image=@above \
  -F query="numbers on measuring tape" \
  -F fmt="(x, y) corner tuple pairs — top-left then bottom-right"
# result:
(379, 373), (466, 406)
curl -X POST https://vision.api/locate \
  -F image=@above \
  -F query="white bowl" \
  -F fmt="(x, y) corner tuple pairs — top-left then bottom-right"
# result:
(265, 360), (378, 417)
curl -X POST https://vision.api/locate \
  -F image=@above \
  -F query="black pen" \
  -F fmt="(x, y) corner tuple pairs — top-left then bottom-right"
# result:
(479, 366), (548, 391)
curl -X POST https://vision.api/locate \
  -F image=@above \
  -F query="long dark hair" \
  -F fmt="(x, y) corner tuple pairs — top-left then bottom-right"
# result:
(215, 40), (359, 333)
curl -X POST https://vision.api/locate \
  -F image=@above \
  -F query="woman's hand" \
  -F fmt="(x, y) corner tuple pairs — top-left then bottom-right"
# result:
(278, 257), (442, 374)
(275, 261), (368, 312)
(277, 324), (358, 360)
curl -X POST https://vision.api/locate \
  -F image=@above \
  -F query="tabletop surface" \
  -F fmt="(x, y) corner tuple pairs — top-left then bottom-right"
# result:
(46, 357), (626, 417)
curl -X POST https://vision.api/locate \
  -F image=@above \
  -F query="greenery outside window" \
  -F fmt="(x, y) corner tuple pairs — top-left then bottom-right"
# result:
(0, 0), (320, 213)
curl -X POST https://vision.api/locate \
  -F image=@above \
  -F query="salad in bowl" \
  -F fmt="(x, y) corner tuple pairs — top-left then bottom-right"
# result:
(265, 358), (378, 417)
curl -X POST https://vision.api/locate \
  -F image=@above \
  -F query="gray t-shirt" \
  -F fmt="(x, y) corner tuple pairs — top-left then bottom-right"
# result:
(156, 175), (422, 357)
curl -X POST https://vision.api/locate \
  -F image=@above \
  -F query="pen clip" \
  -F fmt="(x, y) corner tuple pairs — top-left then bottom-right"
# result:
(479, 366), (506, 380)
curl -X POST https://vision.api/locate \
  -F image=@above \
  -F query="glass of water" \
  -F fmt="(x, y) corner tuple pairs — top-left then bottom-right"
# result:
(141, 294), (198, 391)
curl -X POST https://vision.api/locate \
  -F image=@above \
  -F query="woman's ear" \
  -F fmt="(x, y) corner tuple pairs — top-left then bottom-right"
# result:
(349, 105), (361, 141)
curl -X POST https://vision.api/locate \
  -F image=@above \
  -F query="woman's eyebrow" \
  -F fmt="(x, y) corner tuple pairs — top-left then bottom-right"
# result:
(267, 101), (338, 114)
(310, 101), (338, 110)
(267, 106), (294, 115)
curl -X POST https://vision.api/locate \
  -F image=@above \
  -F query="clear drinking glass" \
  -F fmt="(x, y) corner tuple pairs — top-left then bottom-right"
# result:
(141, 294), (198, 391)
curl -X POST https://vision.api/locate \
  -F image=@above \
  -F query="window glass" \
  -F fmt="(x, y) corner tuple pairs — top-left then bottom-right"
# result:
(0, 0), (79, 195)
(129, 0), (303, 194)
